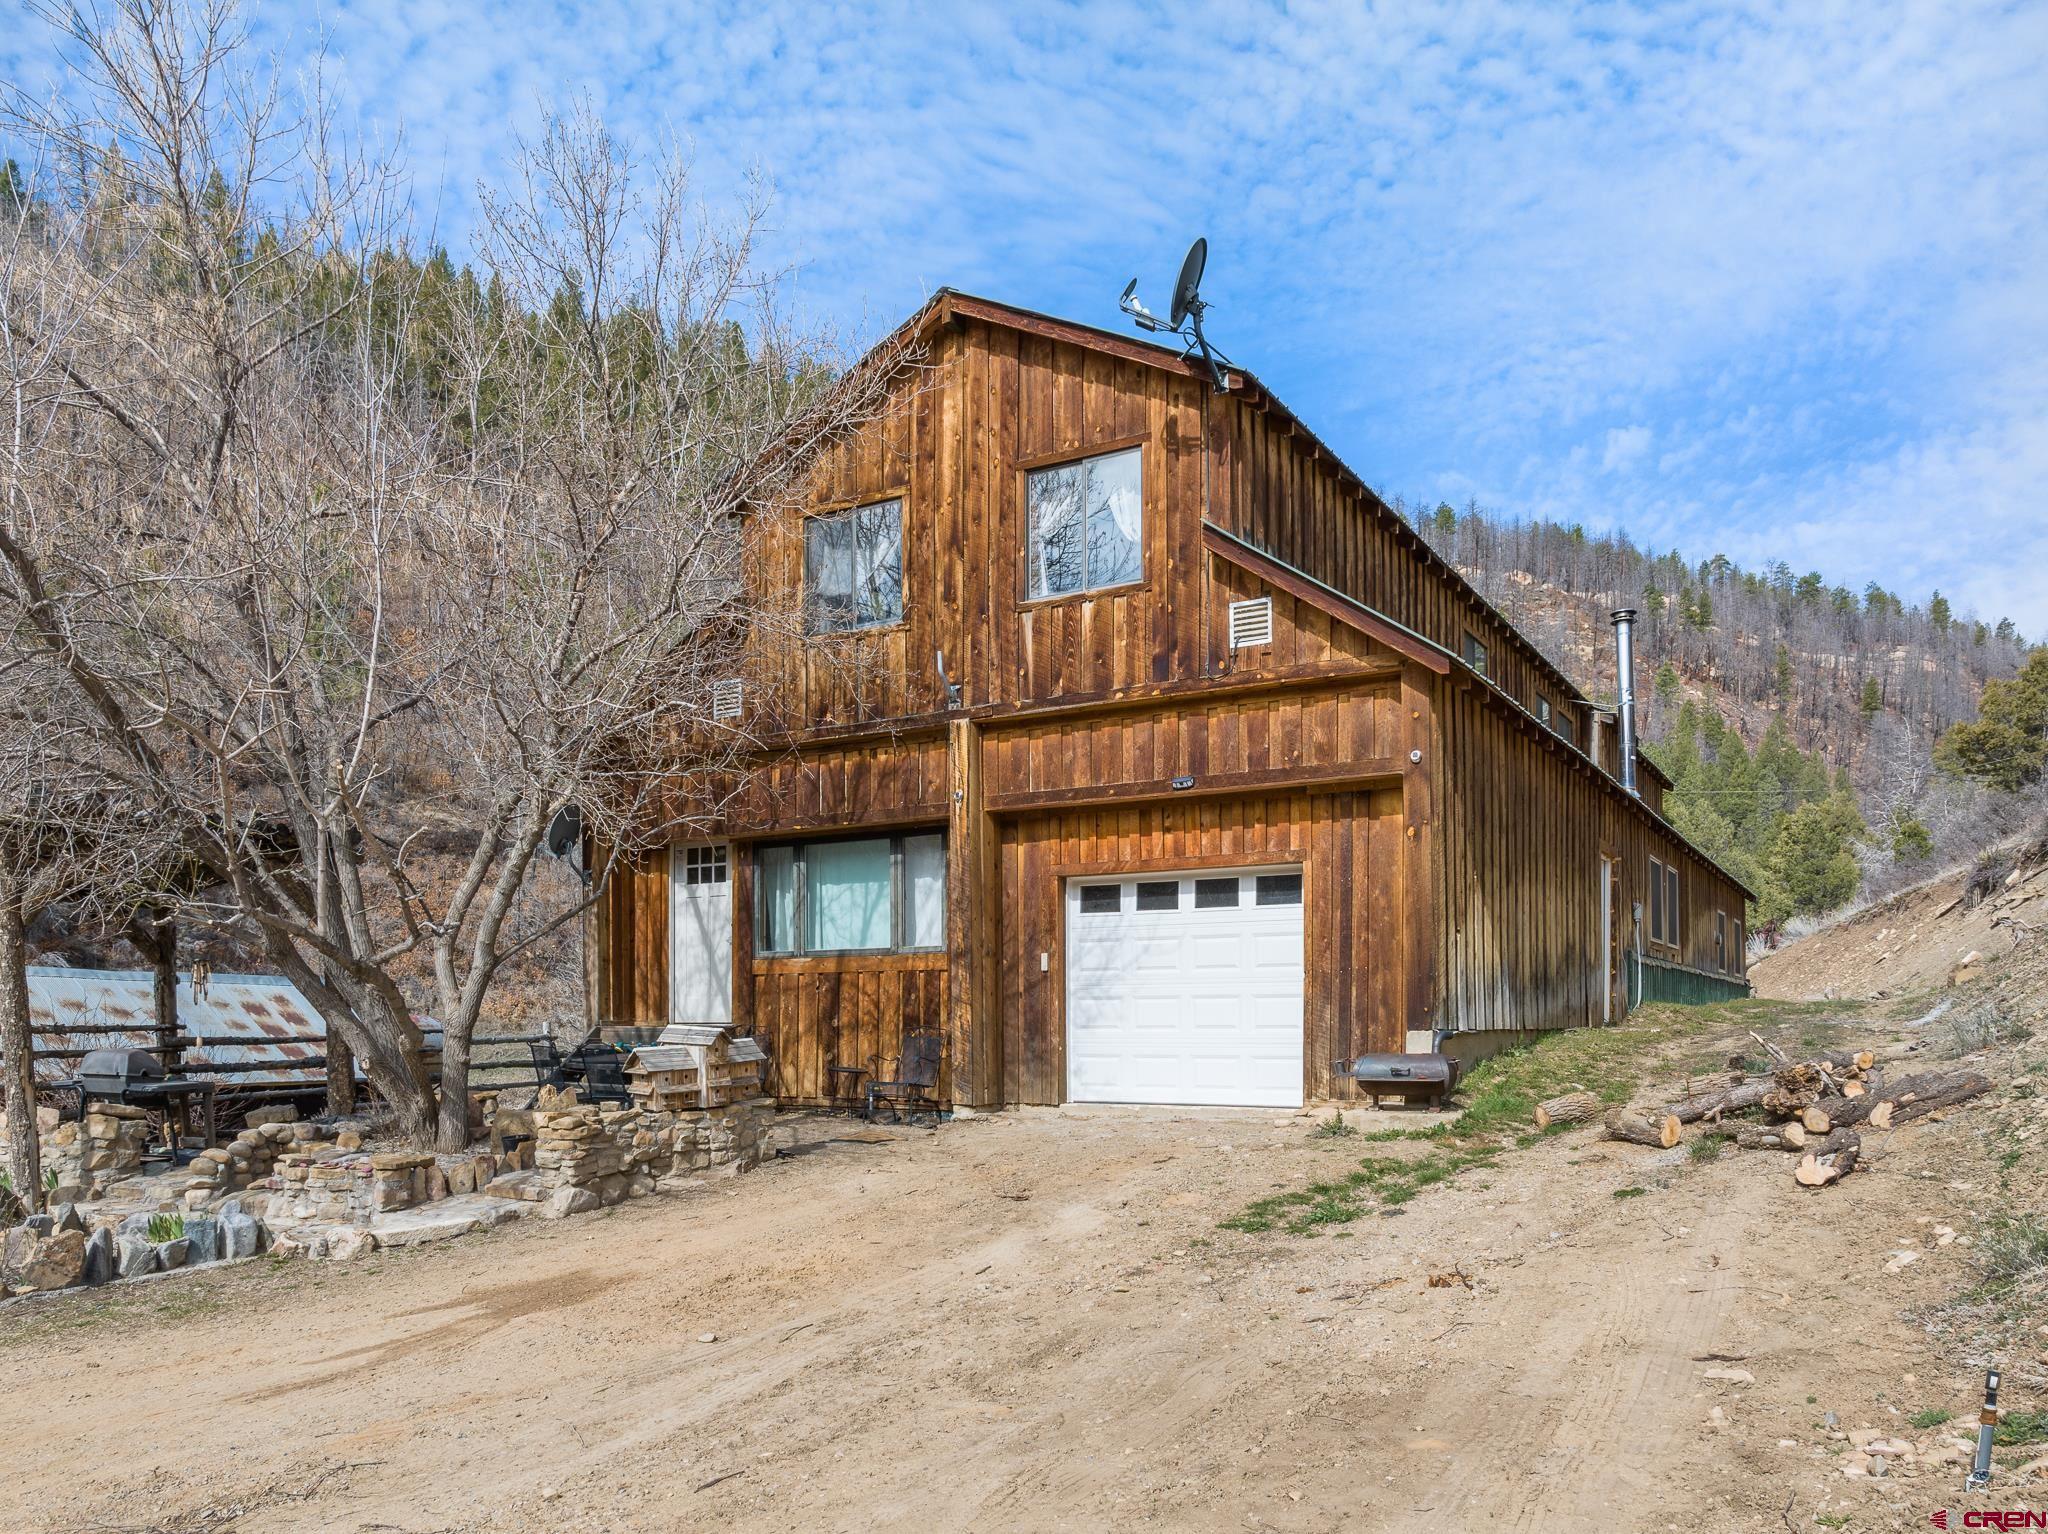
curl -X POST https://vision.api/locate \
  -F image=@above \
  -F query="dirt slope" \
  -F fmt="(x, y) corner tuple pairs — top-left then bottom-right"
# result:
(1753, 838), (2048, 1004)
(2, 1004), (2037, 1534)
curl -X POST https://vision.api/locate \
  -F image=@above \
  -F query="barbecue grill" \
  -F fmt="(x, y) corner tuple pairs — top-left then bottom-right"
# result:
(68, 1048), (218, 1150)
(1338, 1052), (1460, 1108)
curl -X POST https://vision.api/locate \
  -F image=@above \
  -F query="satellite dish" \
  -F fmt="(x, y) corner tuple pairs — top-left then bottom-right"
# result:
(1169, 237), (1207, 329)
(1118, 235), (1235, 390)
(543, 803), (585, 878)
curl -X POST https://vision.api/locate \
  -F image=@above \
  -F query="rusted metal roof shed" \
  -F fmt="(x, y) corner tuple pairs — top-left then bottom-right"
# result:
(25, 967), (438, 1087)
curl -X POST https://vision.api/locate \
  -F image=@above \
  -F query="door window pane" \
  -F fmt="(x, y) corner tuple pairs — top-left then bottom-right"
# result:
(1254, 872), (1303, 906)
(904, 833), (947, 948)
(757, 845), (797, 954)
(1079, 884), (1120, 914)
(1135, 880), (1179, 911)
(805, 838), (894, 951)
(1194, 877), (1240, 908)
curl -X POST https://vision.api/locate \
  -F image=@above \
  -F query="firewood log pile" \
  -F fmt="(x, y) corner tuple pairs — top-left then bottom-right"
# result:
(1531, 1039), (1994, 1191)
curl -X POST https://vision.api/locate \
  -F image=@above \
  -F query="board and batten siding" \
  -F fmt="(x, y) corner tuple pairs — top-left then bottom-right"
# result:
(1433, 675), (1750, 1033)
(1211, 388), (1589, 738)
(745, 318), (1219, 732)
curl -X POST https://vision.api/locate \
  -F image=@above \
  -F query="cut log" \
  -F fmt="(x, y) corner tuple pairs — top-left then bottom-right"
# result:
(1732, 1124), (1801, 1151)
(1800, 1106), (1833, 1135)
(1763, 1063), (1828, 1117)
(1605, 1108), (1682, 1148)
(1811, 1069), (1992, 1131)
(1868, 1101), (1894, 1130)
(1655, 1080), (1776, 1125)
(1841, 1080), (1866, 1099)
(1885, 1069), (1993, 1126)
(1781, 1120), (1807, 1150)
(1794, 1131), (1861, 1188)
(1534, 1091), (1603, 1129)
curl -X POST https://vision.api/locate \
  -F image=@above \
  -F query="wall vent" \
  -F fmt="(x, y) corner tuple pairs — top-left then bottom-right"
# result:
(710, 678), (744, 721)
(1228, 596), (1273, 651)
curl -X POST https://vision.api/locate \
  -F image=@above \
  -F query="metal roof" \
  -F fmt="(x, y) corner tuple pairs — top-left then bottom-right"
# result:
(25, 968), (438, 1087)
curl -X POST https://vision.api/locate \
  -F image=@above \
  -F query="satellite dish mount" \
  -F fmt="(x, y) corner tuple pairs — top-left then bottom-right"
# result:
(1119, 236), (1236, 390)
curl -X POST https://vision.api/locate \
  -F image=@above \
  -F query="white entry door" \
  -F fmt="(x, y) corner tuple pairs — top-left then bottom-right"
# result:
(669, 843), (732, 1025)
(1065, 867), (1306, 1108)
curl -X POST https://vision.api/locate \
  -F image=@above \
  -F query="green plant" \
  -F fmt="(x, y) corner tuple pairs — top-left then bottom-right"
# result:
(1221, 1142), (1502, 1234)
(1311, 1111), (1356, 1140)
(1612, 1186), (1647, 1200)
(1996, 1409), (2048, 1447)
(1908, 1407), (1952, 1429)
(1974, 1214), (2048, 1287)
(1688, 1131), (1734, 1163)
(1816, 1514), (1850, 1529)
(144, 1212), (185, 1244)
(42, 1168), (57, 1193)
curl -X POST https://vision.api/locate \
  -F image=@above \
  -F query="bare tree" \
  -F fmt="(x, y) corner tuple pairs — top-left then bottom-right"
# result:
(0, 1), (908, 1147)
(0, 682), (170, 1212)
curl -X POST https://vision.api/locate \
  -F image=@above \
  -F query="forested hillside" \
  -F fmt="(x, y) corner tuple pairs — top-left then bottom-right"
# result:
(1399, 500), (2045, 932)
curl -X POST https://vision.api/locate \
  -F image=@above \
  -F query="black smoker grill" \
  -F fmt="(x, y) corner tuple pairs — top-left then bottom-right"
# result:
(1338, 1052), (1461, 1108)
(76, 1048), (168, 1101)
(69, 1048), (219, 1151)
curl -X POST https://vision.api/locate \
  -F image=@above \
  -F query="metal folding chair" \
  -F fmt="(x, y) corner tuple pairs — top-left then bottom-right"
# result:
(865, 1029), (943, 1123)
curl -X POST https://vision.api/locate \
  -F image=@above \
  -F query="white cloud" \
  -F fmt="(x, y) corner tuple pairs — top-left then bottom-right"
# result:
(1602, 425), (1651, 474)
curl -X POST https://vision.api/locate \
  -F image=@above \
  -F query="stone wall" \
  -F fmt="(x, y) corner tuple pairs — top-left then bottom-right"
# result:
(35, 1104), (150, 1198)
(531, 1097), (775, 1216)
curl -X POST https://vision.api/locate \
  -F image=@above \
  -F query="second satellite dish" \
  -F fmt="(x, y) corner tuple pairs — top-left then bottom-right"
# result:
(1169, 237), (1206, 330)
(1120, 236), (1235, 390)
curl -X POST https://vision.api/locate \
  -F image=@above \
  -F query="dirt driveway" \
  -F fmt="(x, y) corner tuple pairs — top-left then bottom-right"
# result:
(0, 1093), (1998, 1533)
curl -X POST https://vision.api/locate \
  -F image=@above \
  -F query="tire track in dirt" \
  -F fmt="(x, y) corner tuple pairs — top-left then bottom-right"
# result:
(1458, 1159), (1771, 1533)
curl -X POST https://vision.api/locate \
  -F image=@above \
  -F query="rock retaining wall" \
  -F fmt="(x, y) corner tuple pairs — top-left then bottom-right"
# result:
(532, 1097), (775, 1215)
(35, 1104), (150, 1197)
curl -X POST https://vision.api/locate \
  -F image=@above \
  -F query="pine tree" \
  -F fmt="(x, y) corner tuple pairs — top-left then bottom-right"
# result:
(1929, 591), (1952, 632)
(1859, 676), (1883, 716)
(1935, 648), (2048, 791)
(1891, 817), (1934, 861)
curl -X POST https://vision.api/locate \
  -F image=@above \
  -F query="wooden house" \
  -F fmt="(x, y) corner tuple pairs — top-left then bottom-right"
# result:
(592, 292), (1752, 1112)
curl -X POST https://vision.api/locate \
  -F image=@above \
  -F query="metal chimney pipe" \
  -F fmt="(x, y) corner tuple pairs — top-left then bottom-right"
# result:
(1611, 608), (1640, 796)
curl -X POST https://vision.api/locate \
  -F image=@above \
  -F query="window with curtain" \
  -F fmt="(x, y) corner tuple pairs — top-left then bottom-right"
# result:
(757, 844), (798, 954)
(1026, 446), (1142, 599)
(753, 834), (947, 956)
(805, 838), (893, 951)
(805, 499), (904, 633)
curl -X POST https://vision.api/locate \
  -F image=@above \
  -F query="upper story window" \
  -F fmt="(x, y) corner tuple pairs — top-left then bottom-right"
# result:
(805, 499), (903, 633)
(1462, 631), (1489, 676)
(1026, 446), (1142, 600)
(1553, 707), (1578, 748)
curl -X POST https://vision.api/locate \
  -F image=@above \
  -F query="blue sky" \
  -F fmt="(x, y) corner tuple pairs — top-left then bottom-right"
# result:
(8, 1), (2046, 632)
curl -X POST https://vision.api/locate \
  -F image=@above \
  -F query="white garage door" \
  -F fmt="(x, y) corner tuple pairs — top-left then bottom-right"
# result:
(1066, 866), (1306, 1108)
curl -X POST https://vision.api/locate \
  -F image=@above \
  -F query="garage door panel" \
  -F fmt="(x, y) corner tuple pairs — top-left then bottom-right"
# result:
(1067, 868), (1305, 1109)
